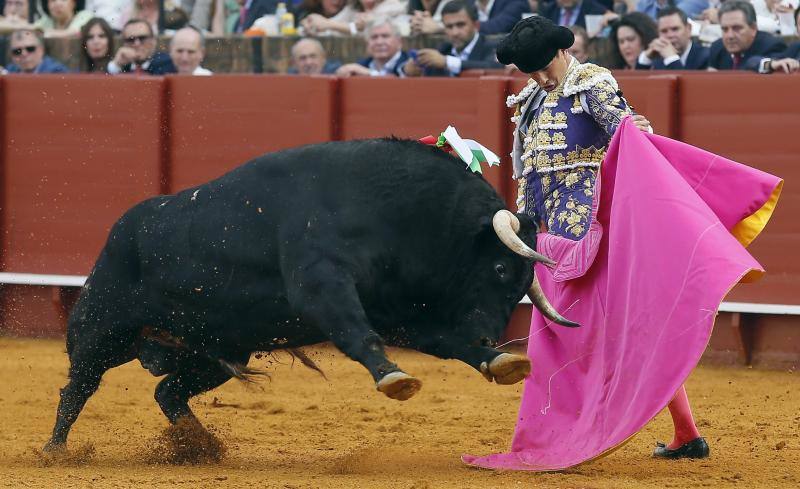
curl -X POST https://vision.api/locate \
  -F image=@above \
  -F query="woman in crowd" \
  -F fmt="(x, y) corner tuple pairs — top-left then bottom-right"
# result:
(80, 16), (114, 72)
(609, 11), (657, 69)
(35, 0), (93, 37)
(301, 0), (408, 36)
(295, 0), (346, 27)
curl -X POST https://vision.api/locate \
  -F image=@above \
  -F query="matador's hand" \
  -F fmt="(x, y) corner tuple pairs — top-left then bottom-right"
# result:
(631, 114), (652, 133)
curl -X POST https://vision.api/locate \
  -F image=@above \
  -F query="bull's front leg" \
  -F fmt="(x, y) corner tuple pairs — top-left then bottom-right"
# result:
(408, 332), (531, 385)
(284, 258), (422, 400)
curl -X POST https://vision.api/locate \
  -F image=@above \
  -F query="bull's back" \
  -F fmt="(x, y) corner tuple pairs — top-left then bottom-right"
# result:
(97, 139), (502, 314)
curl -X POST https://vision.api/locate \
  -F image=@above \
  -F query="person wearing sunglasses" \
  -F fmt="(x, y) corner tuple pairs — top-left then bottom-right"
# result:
(5, 28), (70, 74)
(107, 18), (176, 75)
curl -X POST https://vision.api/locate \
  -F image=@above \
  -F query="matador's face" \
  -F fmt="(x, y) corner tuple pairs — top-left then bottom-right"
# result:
(529, 50), (570, 93)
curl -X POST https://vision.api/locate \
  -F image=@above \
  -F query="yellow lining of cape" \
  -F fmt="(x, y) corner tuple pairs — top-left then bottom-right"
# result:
(732, 180), (782, 283)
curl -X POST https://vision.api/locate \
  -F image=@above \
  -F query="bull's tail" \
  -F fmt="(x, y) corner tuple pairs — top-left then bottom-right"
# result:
(288, 348), (328, 380)
(218, 359), (270, 383)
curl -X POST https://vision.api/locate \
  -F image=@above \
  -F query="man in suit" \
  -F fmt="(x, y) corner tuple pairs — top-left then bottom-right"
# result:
(474, 0), (531, 34)
(778, 41), (800, 61)
(760, 42), (800, 73)
(707, 0), (787, 72)
(403, 0), (503, 76)
(107, 19), (176, 75)
(336, 20), (409, 77)
(637, 7), (709, 70)
(539, 0), (609, 30)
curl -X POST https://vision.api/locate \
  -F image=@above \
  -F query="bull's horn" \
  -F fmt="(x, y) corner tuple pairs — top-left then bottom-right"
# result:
(528, 275), (580, 328)
(492, 210), (555, 266)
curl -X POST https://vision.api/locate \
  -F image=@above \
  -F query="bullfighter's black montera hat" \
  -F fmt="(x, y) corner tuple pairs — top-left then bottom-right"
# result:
(496, 16), (575, 73)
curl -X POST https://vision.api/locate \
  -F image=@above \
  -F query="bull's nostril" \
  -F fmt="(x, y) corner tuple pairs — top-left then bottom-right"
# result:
(480, 337), (494, 347)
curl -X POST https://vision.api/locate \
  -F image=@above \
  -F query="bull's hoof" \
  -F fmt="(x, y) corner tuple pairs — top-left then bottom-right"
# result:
(376, 372), (422, 401)
(488, 353), (531, 385)
(42, 440), (66, 453)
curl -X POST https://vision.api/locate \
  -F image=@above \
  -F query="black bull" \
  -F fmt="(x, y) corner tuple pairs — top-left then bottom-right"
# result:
(44, 138), (577, 451)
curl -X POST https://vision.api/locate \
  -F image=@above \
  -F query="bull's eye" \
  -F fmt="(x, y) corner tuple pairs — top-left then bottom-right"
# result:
(495, 263), (506, 277)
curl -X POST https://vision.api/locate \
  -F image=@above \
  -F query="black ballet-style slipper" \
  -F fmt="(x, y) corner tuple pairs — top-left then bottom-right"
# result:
(652, 437), (710, 459)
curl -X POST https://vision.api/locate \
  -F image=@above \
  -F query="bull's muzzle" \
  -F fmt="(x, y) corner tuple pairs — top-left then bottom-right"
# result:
(492, 210), (580, 328)
(480, 353), (531, 384)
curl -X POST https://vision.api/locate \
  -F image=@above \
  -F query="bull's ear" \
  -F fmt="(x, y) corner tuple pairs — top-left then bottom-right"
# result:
(515, 213), (539, 234)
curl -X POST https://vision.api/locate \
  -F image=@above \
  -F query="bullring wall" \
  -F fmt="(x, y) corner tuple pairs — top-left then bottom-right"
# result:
(0, 73), (797, 368)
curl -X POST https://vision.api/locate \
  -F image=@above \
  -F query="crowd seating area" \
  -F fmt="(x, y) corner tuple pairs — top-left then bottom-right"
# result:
(0, 0), (798, 75)
(2, 32), (788, 73)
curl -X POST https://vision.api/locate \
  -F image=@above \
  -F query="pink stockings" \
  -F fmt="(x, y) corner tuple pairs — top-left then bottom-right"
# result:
(666, 384), (702, 449)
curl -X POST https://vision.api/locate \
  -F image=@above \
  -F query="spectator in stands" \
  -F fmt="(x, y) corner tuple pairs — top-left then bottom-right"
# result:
(473, 0), (531, 34)
(0, 0), (31, 29)
(567, 24), (591, 62)
(539, 0), (611, 29)
(107, 18), (177, 74)
(636, 0), (708, 20)
(231, 0), (281, 33)
(636, 6), (709, 69)
(210, 0), (242, 34)
(708, 0), (787, 71)
(80, 16), (114, 73)
(776, 7), (800, 61)
(85, 0), (129, 31)
(335, 18), (409, 76)
(288, 37), (342, 73)
(608, 11), (657, 68)
(122, 0), (162, 34)
(181, 0), (215, 30)
(301, 0), (408, 36)
(402, 0), (502, 76)
(407, 0), (453, 34)
(296, 0), (347, 27)
(35, 0), (93, 37)
(747, 0), (795, 35)
(170, 26), (212, 75)
(6, 28), (70, 73)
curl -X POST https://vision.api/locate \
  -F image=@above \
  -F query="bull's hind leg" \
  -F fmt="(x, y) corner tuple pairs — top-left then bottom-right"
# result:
(285, 259), (420, 400)
(44, 327), (137, 451)
(154, 357), (240, 424)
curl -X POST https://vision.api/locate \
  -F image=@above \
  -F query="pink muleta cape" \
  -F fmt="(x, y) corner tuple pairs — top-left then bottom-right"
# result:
(462, 117), (783, 471)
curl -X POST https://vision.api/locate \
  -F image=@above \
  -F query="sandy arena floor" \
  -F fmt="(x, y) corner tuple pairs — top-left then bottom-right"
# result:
(0, 337), (798, 488)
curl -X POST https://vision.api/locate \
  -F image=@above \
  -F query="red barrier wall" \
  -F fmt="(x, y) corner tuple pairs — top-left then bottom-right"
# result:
(0, 76), (164, 275)
(615, 75), (678, 138)
(167, 75), (338, 192)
